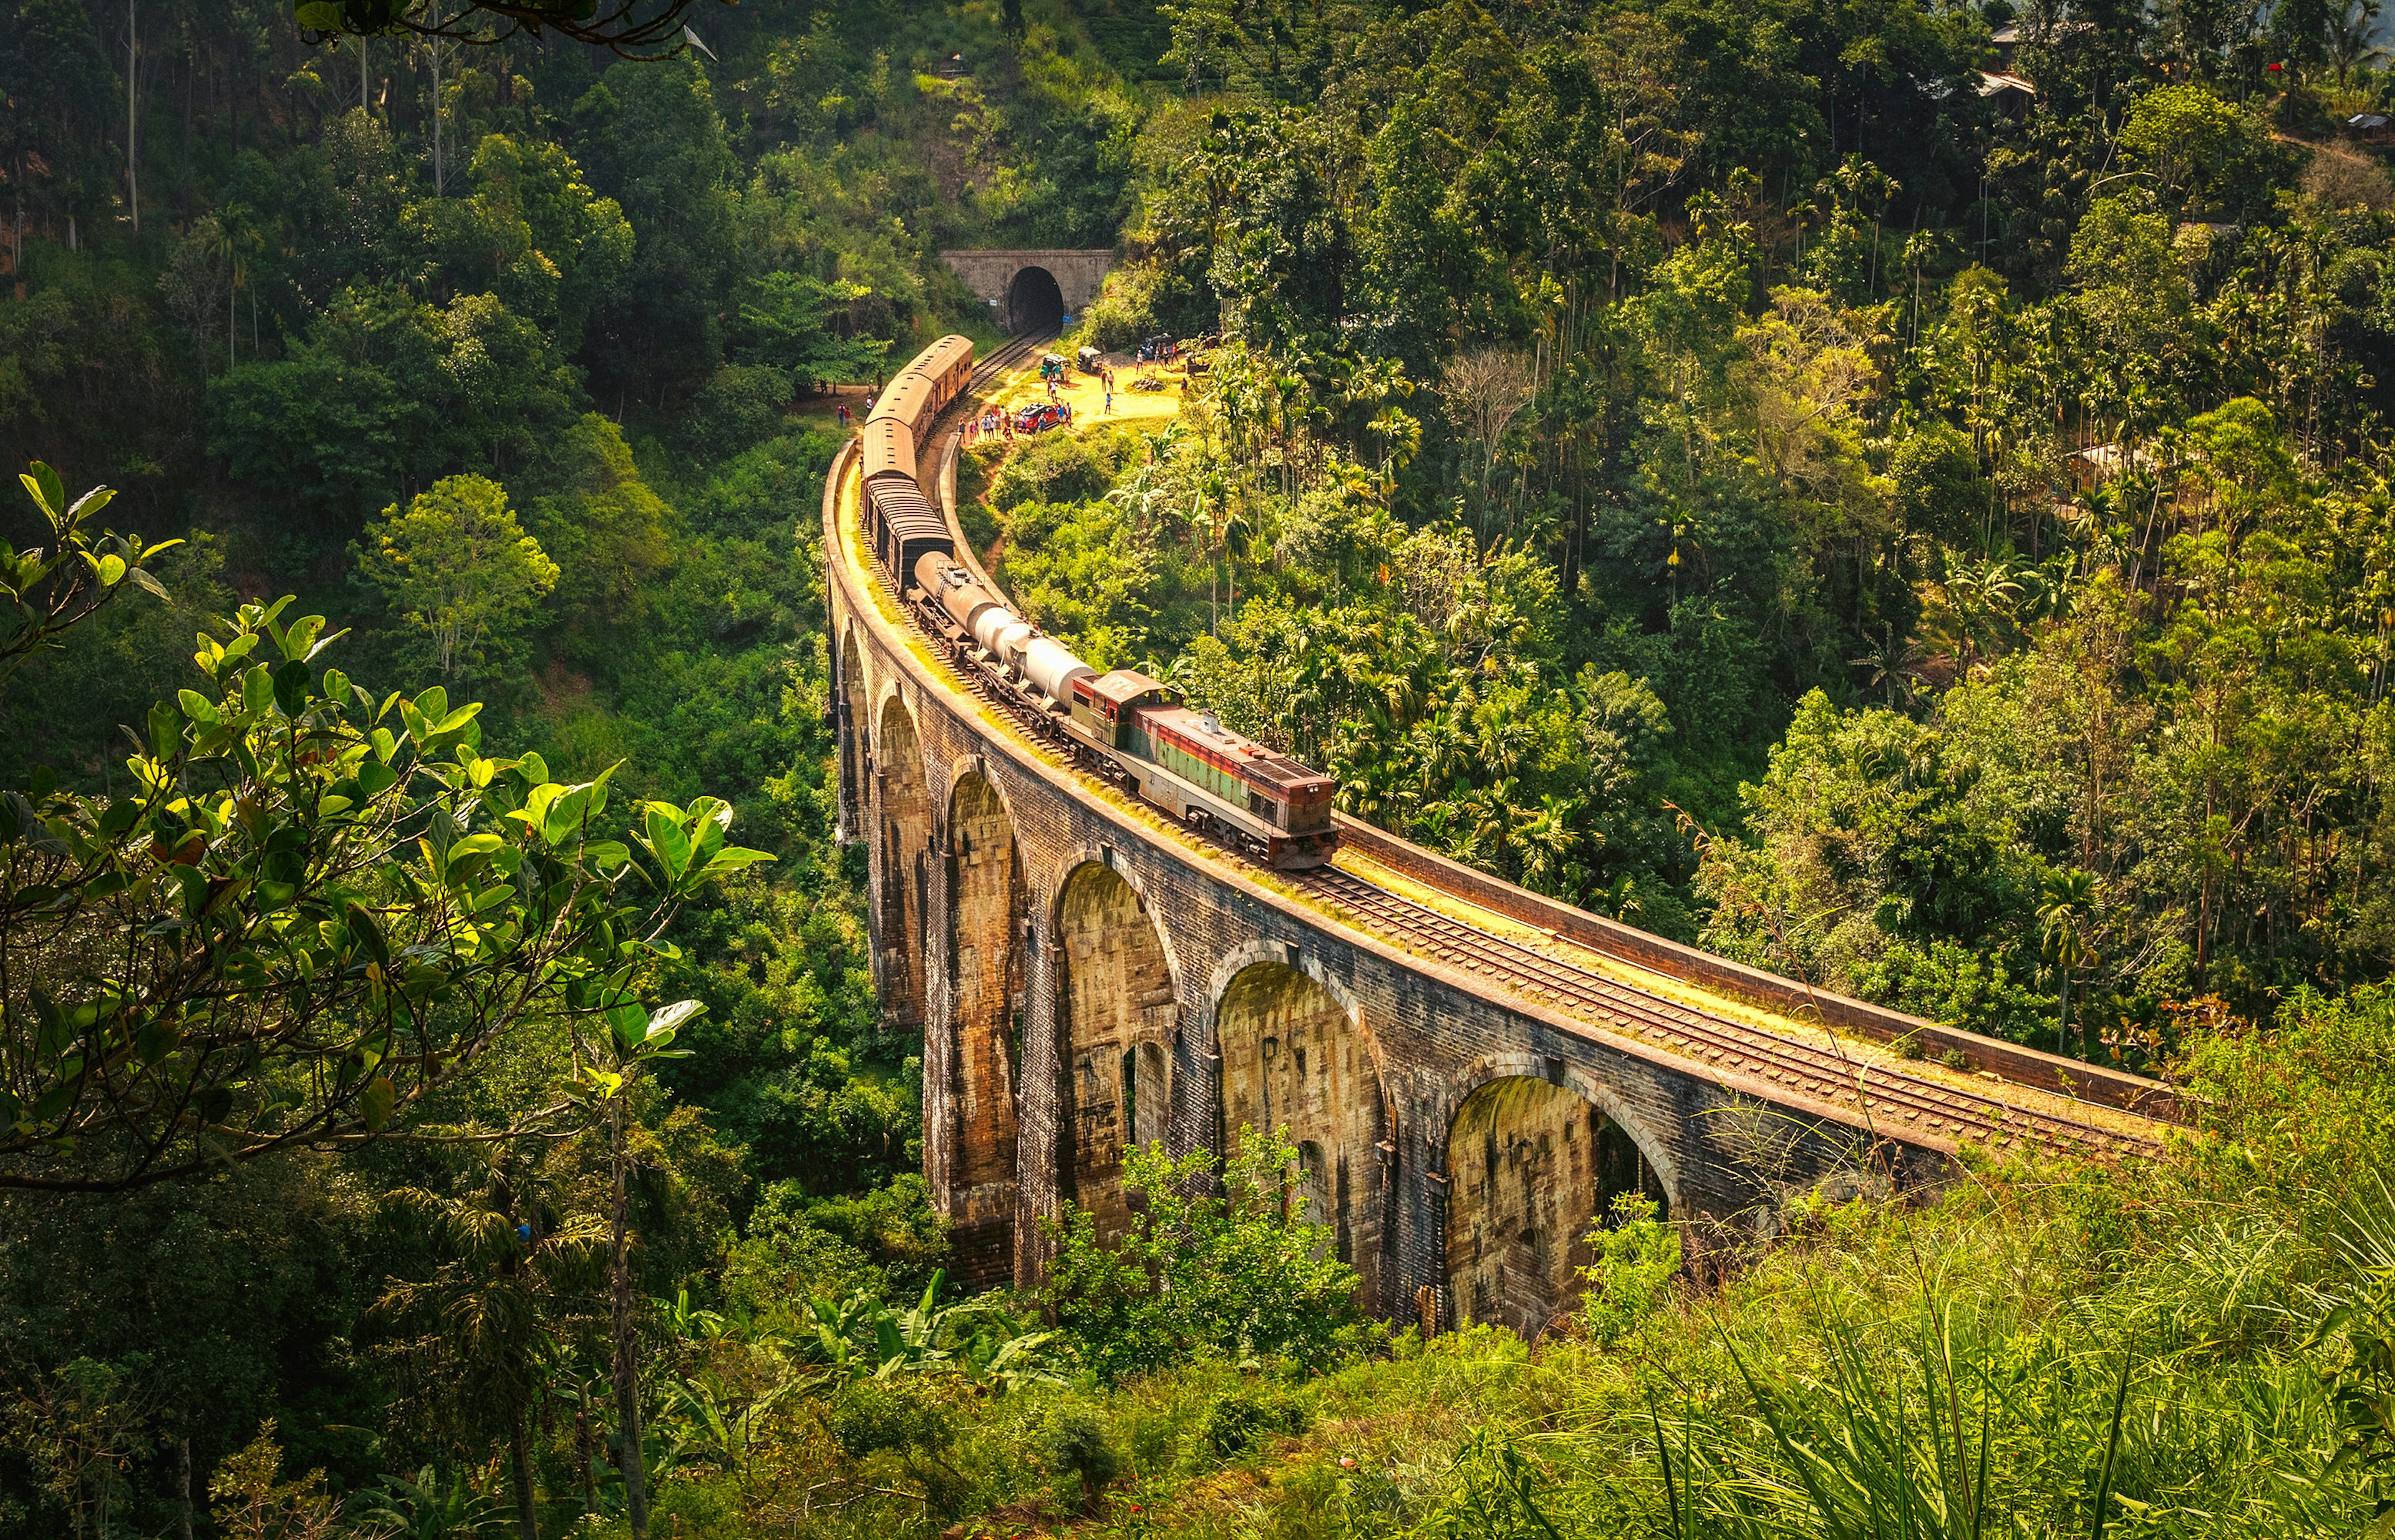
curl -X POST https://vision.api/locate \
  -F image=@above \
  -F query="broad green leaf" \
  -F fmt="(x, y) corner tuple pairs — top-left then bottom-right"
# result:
(606, 1000), (649, 1052)
(26, 463), (66, 521)
(359, 1076), (394, 1131)
(241, 664), (275, 716)
(147, 701), (182, 760)
(271, 658), (312, 716)
(134, 1019), (180, 1066)
(642, 803), (691, 882)
(543, 782), (599, 847)
(693, 845), (775, 881)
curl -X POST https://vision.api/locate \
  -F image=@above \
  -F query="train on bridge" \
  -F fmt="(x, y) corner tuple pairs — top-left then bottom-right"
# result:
(861, 335), (1340, 869)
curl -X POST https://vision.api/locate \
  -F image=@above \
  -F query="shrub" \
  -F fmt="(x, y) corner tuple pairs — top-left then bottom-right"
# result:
(681, 363), (792, 458)
(1201, 1383), (1311, 1458)
(1040, 1128), (1362, 1383)
(1074, 260), (1163, 352)
(824, 1378), (954, 1460)
(1578, 1194), (1681, 1347)
(989, 429), (1115, 511)
(1036, 1404), (1120, 1514)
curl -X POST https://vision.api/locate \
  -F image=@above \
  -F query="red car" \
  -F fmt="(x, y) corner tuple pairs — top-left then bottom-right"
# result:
(1014, 402), (1068, 433)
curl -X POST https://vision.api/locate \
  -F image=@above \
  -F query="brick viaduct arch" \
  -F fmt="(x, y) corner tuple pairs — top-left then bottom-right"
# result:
(823, 440), (2155, 1332)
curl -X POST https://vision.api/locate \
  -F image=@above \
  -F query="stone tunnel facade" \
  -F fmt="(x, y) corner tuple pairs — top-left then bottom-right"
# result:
(825, 444), (1920, 1332)
(938, 249), (1117, 332)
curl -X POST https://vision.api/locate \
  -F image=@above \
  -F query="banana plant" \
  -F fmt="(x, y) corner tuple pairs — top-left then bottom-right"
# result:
(352, 1466), (511, 1539)
(657, 1373), (803, 1484)
(796, 1273), (1063, 1391)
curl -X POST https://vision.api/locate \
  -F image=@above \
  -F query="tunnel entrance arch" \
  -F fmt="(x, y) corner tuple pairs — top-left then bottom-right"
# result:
(874, 694), (931, 1029)
(1215, 959), (1384, 1305)
(1445, 1077), (1668, 1340)
(1006, 265), (1066, 334)
(1053, 860), (1177, 1244)
(944, 770), (1027, 1287)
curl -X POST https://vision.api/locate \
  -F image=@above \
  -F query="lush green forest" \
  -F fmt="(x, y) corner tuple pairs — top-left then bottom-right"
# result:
(8, 0), (2395, 1534)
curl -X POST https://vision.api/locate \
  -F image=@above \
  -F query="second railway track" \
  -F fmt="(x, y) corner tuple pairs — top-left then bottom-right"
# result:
(967, 327), (1057, 392)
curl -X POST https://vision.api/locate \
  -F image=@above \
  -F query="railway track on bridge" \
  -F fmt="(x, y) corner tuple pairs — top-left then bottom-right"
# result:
(860, 356), (2167, 1166)
(1287, 868), (2160, 1160)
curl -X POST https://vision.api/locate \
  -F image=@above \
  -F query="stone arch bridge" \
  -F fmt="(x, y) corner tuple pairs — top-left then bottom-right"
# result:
(822, 440), (2173, 1334)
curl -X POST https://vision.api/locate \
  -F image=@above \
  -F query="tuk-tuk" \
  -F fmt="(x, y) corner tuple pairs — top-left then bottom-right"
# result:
(1077, 345), (1102, 374)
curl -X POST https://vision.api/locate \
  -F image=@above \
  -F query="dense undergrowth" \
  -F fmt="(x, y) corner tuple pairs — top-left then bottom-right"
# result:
(530, 982), (2395, 1539)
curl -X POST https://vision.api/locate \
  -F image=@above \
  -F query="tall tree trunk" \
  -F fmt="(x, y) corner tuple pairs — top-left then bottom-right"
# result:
(430, 36), (443, 195)
(126, 0), (138, 232)
(608, 1096), (650, 1540)
(575, 1398), (597, 1516)
(176, 1436), (193, 1540)
(509, 1406), (540, 1540)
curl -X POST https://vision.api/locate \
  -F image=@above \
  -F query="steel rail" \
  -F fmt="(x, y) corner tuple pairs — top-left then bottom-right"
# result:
(1292, 866), (2157, 1158)
(967, 327), (1057, 392)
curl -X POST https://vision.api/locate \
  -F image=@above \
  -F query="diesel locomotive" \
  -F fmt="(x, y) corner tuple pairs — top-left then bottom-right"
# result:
(857, 336), (1340, 870)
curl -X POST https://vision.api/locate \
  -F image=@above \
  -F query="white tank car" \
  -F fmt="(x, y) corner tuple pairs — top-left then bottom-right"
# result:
(1018, 635), (1096, 701)
(914, 553), (1004, 637)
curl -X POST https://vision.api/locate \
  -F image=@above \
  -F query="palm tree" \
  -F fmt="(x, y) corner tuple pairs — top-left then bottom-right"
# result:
(2330, 0), (2385, 86)
(1849, 623), (1930, 708)
(1514, 793), (1584, 894)
(374, 1151), (608, 1540)
(2038, 869), (2100, 1058)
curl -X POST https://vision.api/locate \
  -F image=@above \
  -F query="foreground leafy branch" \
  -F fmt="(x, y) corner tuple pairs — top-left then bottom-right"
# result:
(292, 0), (722, 59)
(0, 464), (179, 690)
(0, 590), (768, 1193)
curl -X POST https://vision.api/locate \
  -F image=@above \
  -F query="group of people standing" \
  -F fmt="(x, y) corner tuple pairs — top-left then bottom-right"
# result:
(832, 351), (1116, 448)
